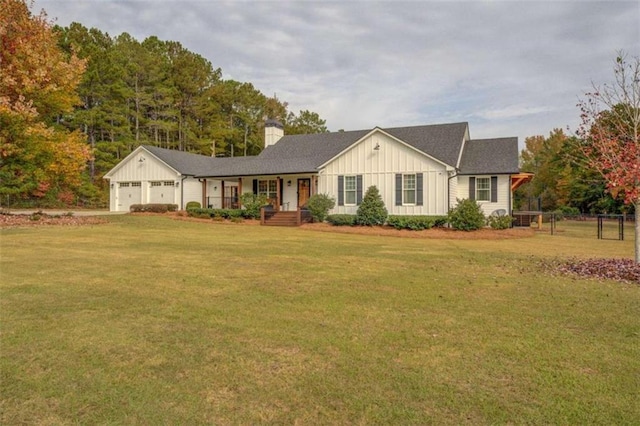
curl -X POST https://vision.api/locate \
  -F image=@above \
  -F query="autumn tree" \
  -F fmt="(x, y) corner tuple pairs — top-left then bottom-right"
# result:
(0, 0), (90, 205)
(576, 52), (640, 263)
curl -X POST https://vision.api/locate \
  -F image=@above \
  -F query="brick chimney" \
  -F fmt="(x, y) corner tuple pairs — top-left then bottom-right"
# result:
(264, 119), (284, 148)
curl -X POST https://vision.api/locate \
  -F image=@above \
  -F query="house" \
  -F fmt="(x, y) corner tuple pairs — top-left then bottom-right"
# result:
(104, 120), (531, 218)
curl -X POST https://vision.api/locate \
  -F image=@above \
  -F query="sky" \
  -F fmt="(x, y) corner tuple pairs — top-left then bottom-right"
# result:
(35, 0), (640, 145)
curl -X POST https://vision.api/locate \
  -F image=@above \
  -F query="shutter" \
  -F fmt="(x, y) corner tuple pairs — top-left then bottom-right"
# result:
(491, 176), (498, 203)
(252, 179), (258, 194)
(469, 177), (476, 200)
(395, 174), (402, 206)
(356, 175), (363, 205)
(416, 173), (423, 206)
(279, 178), (284, 207)
(337, 175), (344, 206)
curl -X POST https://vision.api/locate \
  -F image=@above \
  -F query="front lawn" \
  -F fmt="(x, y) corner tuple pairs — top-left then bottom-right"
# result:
(1, 216), (638, 424)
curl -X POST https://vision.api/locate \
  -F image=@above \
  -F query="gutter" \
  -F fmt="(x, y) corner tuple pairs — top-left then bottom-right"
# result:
(447, 169), (459, 214)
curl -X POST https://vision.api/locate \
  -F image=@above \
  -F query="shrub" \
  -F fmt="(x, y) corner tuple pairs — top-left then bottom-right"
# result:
(211, 209), (243, 219)
(327, 214), (357, 226)
(240, 193), (269, 219)
(356, 186), (388, 226)
(307, 193), (335, 222)
(185, 201), (201, 210)
(387, 215), (448, 230)
(130, 203), (173, 213)
(448, 198), (486, 231)
(186, 207), (213, 218)
(487, 214), (514, 230)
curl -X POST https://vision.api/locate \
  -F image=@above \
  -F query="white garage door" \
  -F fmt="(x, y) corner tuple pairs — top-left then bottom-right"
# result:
(149, 181), (176, 204)
(118, 182), (142, 211)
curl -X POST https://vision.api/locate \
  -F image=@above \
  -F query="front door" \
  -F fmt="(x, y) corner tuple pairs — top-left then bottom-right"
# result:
(298, 178), (311, 208)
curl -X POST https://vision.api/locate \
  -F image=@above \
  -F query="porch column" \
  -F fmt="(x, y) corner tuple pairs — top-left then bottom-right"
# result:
(276, 177), (281, 212)
(201, 179), (207, 207)
(221, 180), (225, 209)
(311, 175), (317, 195)
(238, 178), (243, 208)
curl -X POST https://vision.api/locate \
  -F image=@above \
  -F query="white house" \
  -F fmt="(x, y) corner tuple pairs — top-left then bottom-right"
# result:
(104, 120), (530, 219)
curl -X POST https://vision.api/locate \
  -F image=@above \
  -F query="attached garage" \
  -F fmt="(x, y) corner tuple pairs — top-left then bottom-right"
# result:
(117, 182), (142, 211)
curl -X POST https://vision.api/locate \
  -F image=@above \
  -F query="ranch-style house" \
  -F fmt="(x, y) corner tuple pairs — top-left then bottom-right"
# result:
(104, 120), (532, 221)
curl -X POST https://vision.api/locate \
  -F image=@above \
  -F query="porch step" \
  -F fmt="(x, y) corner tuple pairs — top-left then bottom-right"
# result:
(262, 210), (312, 227)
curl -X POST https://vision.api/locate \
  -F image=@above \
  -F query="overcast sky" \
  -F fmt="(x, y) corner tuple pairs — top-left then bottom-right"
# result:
(35, 0), (639, 145)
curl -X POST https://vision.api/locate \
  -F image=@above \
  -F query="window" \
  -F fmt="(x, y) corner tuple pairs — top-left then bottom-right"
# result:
(476, 177), (491, 201)
(131, 182), (141, 187)
(258, 179), (277, 199)
(344, 176), (357, 205)
(119, 182), (130, 188)
(151, 181), (162, 187)
(163, 181), (175, 186)
(403, 174), (416, 204)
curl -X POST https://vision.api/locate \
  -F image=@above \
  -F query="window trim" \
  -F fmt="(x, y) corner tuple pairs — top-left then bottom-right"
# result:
(343, 175), (357, 206)
(475, 176), (491, 202)
(402, 174), (416, 205)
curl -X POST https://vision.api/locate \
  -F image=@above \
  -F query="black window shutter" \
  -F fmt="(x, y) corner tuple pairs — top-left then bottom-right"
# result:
(395, 174), (402, 206)
(252, 179), (258, 194)
(491, 176), (498, 203)
(416, 173), (423, 206)
(337, 175), (344, 206)
(469, 177), (476, 200)
(279, 178), (284, 206)
(356, 175), (363, 205)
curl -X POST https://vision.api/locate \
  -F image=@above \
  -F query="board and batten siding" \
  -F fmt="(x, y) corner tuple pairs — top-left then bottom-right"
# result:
(107, 150), (181, 211)
(318, 132), (450, 215)
(456, 175), (512, 215)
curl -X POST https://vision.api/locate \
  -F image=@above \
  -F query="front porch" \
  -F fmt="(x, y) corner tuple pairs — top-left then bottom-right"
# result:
(260, 207), (313, 226)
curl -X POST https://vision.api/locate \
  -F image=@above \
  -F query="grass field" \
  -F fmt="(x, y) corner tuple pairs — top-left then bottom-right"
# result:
(1, 216), (638, 424)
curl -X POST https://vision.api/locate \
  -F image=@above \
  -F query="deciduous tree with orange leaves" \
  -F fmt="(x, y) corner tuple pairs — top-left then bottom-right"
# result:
(0, 0), (90, 205)
(576, 52), (640, 263)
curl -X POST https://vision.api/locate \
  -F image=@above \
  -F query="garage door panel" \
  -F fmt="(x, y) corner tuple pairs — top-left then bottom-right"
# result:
(149, 181), (175, 204)
(117, 182), (141, 211)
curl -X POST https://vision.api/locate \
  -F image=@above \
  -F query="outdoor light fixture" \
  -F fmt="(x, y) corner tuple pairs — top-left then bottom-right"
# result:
(110, 183), (114, 189)
(287, 180), (292, 187)
(175, 182), (180, 187)
(139, 157), (146, 162)
(373, 143), (380, 150)
(214, 186), (218, 191)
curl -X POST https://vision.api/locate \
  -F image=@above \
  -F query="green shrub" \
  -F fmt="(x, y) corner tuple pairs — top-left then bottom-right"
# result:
(448, 198), (486, 231)
(185, 201), (201, 210)
(211, 209), (243, 219)
(307, 193), (335, 222)
(327, 214), (357, 226)
(387, 215), (448, 230)
(240, 193), (269, 219)
(487, 214), (514, 230)
(130, 203), (172, 213)
(356, 186), (388, 226)
(186, 207), (214, 219)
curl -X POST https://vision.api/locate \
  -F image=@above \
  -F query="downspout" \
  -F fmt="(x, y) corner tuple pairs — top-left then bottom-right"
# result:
(447, 169), (459, 214)
(198, 178), (206, 208)
(180, 175), (188, 210)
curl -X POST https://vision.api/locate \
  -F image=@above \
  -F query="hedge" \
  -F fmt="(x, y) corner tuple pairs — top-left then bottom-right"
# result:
(130, 203), (178, 213)
(386, 215), (447, 230)
(186, 208), (248, 219)
(326, 214), (357, 226)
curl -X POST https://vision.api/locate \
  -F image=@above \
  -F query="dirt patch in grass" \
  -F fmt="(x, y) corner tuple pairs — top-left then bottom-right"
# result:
(542, 257), (640, 284)
(300, 222), (536, 240)
(0, 212), (107, 228)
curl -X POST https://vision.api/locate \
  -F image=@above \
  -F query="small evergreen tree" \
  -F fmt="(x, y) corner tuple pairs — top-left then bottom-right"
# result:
(307, 193), (335, 222)
(448, 198), (486, 231)
(356, 186), (388, 226)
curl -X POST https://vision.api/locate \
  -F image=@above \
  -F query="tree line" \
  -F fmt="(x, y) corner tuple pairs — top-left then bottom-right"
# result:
(1, 0), (327, 207)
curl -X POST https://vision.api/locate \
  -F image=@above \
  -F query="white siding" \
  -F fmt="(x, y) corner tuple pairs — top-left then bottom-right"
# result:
(456, 175), (512, 215)
(448, 173), (458, 210)
(238, 174), (315, 210)
(318, 132), (450, 215)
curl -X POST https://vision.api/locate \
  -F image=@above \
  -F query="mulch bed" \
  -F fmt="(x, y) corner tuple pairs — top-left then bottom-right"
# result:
(541, 257), (640, 284)
(0, 212), (107, 228)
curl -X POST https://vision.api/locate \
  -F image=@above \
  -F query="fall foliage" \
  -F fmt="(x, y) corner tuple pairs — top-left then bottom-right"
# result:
(0, 0), (90, 204)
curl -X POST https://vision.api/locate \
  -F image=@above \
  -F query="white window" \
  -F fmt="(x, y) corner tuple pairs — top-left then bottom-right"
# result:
(403, 174), (416, 205)
(163, 181), (175, 186)
(476, 177), (491, 202)
(344, 176), (357, 205)
(119, 182), (129, 188)
(131, 182), (141, 187)
(258, 179), (277, 200)
(150, 181), (162, 187)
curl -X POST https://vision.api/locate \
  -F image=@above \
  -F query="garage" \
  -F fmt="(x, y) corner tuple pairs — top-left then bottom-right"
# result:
(149, 181), (176, 204)
(117, 181), (142, 211)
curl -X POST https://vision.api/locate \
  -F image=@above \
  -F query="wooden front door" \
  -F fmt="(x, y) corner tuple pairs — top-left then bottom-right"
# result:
(298, 178), (311, 208)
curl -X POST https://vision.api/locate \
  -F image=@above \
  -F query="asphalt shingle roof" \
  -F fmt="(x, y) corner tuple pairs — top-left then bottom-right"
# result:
(458, 138), (520, 175)
(142, 122), (517, 178)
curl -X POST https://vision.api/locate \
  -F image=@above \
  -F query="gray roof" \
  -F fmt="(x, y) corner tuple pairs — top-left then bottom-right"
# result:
(142, 122), (518, 178)
(458, 138), (520, 175)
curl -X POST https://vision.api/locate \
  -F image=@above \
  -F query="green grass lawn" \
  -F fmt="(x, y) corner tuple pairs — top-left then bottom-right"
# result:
(1, 216), (638, 424)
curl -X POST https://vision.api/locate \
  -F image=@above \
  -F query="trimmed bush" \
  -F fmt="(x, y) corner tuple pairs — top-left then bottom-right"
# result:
(307, 193), (335, 222)
(387, 215), (448, 230)
(327, 214), (356, 226)
(240, 193), (269, 219)
(130, 203), (176, 213)
(186, 207), (214, 218)
(185, 201), (201, 210)
(356, 186), (388, 226)
(487, 214), (514, 230)
(448, 198), (486, 231)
